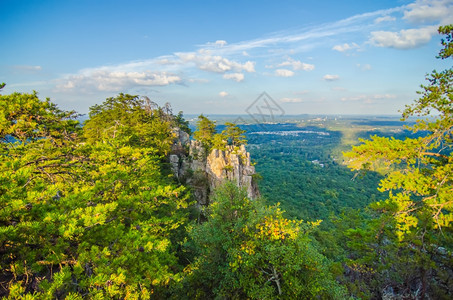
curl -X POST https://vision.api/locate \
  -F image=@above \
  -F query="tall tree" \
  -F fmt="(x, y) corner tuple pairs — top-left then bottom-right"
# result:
(343, 25), (453, 298)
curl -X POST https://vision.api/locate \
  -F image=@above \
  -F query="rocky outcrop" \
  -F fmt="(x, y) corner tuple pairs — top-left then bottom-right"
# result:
(189, 141), (260, 205)
(169, 130), (260, 207)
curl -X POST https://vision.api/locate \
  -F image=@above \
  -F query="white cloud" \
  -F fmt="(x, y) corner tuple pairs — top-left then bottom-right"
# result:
(277, 58), (315, 71)
(280, 97), (303, 103)
(341, 94), (396, 102)
(57, 70), (181, 92)
(204, 6), (404, 57)
(12, 65), (42, 72)
(275, 69), (295, 77)
(331, 86), (347, 91)
(177, 52), (255, 74)
(370, 25), (438, 49)
(214, 40), (228, 47)
(219, 91), (229, 97)
(323, 74), (340, 81)
(374, 15), (396, 23)
(332, 42), (359, 52)
(373, 94), (397, 99)
(294, 90), (309, 95)
(357, 63), (372, 70)
(404, 0), (453, 24)
(188, 78), (210, 83)
(223, 73), (245, 82)
(156, 57), (181, 65)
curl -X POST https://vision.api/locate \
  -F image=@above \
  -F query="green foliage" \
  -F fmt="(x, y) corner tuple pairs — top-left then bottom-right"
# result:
(193, 118), (247, 152)
(211, 131), (227, 151)
(342, 25), (453, 298)
(175, 111), (192, 135)
(83, 93), (176, 155)
(345, 25), (453, 237)
(193, 114), (216, 149)
(438, 25), (453, 59)
(0, 91), (80, 143)
(0, 92), (191, 298)
(222, 122), (247, 147)
(178, 182), (346, 299)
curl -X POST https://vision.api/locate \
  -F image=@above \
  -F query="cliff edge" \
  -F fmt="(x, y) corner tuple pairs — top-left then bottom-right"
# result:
(169, 129), (259, 206)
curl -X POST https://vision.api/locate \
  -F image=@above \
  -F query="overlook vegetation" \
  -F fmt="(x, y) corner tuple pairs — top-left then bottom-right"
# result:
(0, 25), (452, 299)
(193, 115), (247, 151)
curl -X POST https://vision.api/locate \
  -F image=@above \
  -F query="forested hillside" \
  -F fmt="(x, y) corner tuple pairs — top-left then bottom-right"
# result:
(0, 25), (452, 299)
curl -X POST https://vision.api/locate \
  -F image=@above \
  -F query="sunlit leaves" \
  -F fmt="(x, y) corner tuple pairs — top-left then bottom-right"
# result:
(341, 25), (453, 298)
(0, 92), (191, 298)
(183, 182), (346, 299)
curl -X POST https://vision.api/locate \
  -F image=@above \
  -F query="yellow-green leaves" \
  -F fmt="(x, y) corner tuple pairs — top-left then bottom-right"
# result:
(0, 92), (191, 298)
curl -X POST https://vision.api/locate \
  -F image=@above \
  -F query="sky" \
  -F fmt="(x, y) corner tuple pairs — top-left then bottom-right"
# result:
(1, 0), (453, 116)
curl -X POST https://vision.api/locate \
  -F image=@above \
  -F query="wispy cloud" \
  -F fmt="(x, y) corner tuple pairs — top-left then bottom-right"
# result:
(357, 63), (372, 71)
(331, 86), (347, 91)
(341, 94), (397, 102)
(50, 0), (451, 96)
(374, 15), (396, 23)
(323, 74), (340, 81)
(280, 97), (303, 103)
(198, 5), (405, 57)
(219, 91), (229, 97)
(11, 65), (42, 72)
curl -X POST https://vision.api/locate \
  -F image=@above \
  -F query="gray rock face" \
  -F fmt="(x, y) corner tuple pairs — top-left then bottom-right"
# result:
(170, 131), (259, 206)
(204, 144), (259, 200)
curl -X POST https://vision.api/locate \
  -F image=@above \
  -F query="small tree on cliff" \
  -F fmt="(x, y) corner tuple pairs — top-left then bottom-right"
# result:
(193, 114), (216, 149)
(222, 122), (247, 147)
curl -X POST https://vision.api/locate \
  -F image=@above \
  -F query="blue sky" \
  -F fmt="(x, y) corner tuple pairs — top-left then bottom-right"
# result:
(1, 0), (452, 116)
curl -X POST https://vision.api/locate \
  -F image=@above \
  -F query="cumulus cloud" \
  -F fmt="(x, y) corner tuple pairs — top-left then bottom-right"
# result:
(223, 73), (245, 82)
(370, 25), (438, 49)
(176, 52), (255, 74)
(280, 97), (303, 103)
(277, 58), (315, 71)
(332, 42), (359, 52)
(219, 91), (229, 97)
(323, 74), (340, 81)
(374, 15), (396, 23)
(57, 70), (182, 92)
(404, 0), (453, 24)
(275, 69), (295, 77)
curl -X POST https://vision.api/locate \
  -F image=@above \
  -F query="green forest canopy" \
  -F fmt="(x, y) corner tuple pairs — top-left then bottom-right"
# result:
(0, 24), (452, 299)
